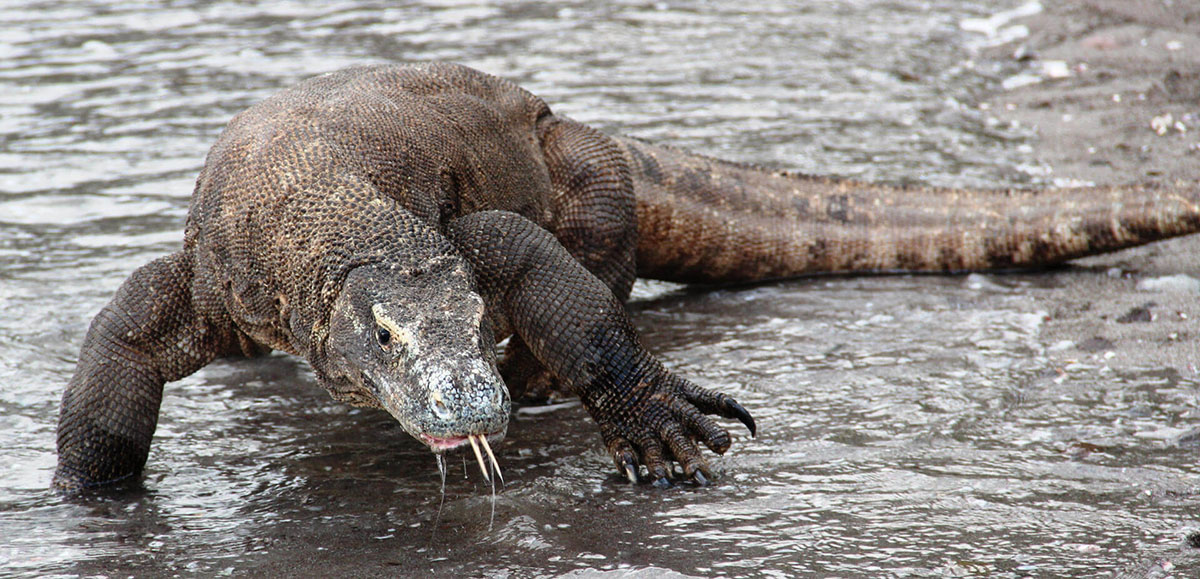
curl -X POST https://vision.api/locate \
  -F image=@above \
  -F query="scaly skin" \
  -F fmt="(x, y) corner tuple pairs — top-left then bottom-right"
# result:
(55, 63), (1200, 491)
(619, 137), (1200, 282)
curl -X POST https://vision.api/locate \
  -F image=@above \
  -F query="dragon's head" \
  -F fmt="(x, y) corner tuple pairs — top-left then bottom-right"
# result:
(325, 257), (509, 467)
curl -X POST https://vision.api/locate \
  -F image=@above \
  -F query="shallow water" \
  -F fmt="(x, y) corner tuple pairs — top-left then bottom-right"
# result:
(2, 0), (1198, 577)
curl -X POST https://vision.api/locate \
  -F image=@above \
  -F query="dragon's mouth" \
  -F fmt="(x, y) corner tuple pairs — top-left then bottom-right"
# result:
(419, 430), (505, 482)
(417, 430), (503, 452)
(418, 433), (469, 452)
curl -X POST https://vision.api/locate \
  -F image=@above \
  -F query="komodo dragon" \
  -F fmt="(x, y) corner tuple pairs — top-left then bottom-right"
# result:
(54, 62), (1200, 491)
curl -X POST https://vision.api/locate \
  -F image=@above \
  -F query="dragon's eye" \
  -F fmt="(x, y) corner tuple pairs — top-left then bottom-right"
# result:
(376, 327), (391, 347)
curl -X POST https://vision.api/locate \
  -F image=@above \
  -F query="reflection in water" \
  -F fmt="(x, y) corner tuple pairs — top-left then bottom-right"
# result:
(1, 0), (1198, 577)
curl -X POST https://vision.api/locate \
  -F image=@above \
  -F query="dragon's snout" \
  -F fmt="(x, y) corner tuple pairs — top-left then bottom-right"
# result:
(396, 356), (510, 447)
(387, 358), (509, 483)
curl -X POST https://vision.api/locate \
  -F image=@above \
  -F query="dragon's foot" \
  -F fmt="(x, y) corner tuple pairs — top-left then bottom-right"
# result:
(586, 371), (755, 487)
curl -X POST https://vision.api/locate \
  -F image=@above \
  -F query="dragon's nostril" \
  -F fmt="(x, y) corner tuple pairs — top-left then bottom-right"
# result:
(430, 390), (452, 419)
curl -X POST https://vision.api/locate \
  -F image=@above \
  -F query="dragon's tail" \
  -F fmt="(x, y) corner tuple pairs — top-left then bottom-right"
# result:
(616, 137), (1200, 284)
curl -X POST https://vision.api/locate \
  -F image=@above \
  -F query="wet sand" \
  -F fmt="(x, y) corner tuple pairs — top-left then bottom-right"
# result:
(982, 0), (1200, 376)
(987, 0), (1200, 185)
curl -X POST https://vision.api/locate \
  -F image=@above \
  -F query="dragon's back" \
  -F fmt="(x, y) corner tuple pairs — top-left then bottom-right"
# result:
(181, 64), (558, 349)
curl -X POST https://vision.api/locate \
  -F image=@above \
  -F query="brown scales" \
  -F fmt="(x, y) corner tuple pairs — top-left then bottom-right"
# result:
(622, 137), (1200, 282)
(54, 63), (1200, 492)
